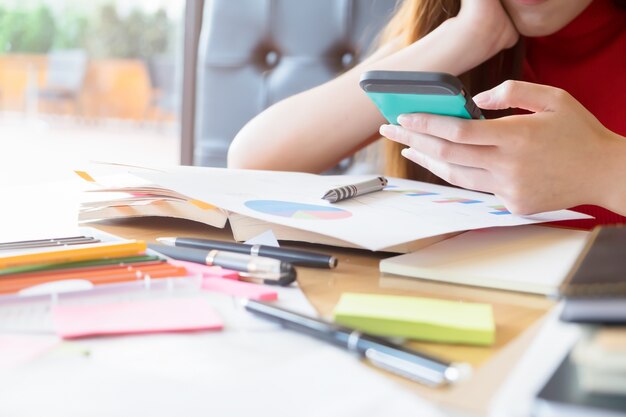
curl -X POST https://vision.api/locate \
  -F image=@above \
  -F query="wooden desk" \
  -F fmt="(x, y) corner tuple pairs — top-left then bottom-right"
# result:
(95, 216), (556, 415)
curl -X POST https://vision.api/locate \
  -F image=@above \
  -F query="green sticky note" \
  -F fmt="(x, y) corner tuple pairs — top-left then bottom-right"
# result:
(333, 293), (495, 346)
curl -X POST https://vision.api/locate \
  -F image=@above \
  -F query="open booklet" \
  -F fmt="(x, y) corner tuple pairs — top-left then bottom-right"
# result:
(97, 165), (587, 253)
(75, 170), (228, 229)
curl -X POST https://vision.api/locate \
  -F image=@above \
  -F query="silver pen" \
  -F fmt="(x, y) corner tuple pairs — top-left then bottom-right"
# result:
(322, 176), (388, 203)
(245, 300), (471, 387)
(147, 243), (296, 286)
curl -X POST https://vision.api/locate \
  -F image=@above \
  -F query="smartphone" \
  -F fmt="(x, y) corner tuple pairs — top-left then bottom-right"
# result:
(359, 70), (483, 124)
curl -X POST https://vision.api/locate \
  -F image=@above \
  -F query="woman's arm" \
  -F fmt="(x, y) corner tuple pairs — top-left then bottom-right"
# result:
(381, 80), (626, 216)
(227, 0), (518, 173)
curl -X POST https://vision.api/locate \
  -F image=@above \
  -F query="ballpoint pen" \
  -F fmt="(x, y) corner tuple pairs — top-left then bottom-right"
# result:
(147, 243), (296, 286)
(322, 176), (388, 203)
(156, 237), (338, 269)
(244, 299), (471, 387)
(0, 236), (100, 251)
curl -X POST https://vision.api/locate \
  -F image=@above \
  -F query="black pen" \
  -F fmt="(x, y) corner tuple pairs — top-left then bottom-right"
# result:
(156, 237), (338, 269)
(147, 243), (296, 286)
(244, 300), (470, 387)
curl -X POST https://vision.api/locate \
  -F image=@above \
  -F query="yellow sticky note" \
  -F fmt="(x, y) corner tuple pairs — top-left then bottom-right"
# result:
(333, 293), (495, 346)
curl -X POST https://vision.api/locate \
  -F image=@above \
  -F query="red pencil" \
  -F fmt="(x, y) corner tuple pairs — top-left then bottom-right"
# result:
(0, 264), (188, 294)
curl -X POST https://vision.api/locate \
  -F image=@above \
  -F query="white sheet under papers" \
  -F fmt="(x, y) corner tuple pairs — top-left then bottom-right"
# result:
(0, 183), (81, 243)
(133, 166), (590, 252)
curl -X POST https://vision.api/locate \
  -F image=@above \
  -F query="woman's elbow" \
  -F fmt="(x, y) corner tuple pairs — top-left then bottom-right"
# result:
(228, 121), (256, 169)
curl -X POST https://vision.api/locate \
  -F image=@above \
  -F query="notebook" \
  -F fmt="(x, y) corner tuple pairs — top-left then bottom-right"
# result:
(379, 225), (590, 295)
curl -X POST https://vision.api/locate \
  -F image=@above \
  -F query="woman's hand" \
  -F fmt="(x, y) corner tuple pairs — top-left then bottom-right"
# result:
(447, 0), (519, 62)
(379, 80), (626, 215)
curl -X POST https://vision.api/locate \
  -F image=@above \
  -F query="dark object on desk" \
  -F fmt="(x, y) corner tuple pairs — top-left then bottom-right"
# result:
(148, 243), (296, 286)
(561, 298), (626, 323)
(559, 226), (626, 323)
(244, 299), (470, 387)
(533, 351), (626, 417)
(560, 226), (626, 297)
(157, 237), (337, 269)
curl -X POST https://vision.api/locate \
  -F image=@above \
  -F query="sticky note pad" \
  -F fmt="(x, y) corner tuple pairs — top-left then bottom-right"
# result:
(202, 277), (278, 301)
(52, 297), (223, 339)
(333, 293), (495, 346)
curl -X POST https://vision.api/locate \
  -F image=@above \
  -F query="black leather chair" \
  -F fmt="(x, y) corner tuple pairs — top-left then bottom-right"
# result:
(194, 0), (398, 168)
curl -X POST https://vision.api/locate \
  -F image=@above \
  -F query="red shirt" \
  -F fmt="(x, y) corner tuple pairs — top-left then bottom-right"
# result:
(522, 0), (626, 228)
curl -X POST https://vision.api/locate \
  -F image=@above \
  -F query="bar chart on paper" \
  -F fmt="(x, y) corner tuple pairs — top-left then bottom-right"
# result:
(381, 185), (511, 216)
(244, 200), (352, 220)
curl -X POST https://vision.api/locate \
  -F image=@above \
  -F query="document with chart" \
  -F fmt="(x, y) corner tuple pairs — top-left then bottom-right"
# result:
(134, 166), (590, 252)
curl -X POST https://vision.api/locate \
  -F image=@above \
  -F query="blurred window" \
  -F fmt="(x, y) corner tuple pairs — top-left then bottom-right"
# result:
(0, 0), (185, 169)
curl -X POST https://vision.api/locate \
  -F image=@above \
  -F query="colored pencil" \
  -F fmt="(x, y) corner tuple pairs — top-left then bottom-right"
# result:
(0, 255), (162, 276)
(0, 240), (147, 270)
(0, 264), (187, 294)
(0, 260), (169, 280)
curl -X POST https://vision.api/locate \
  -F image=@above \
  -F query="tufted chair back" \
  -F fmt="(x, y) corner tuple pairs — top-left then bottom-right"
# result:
(194, 0), (398, 168)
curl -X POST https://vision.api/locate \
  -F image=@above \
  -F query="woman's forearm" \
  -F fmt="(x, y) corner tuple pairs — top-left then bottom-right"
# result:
(227, 18), (507, 173)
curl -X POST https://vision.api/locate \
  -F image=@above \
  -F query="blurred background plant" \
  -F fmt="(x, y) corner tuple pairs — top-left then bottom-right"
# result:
(0, 2), (173, 58)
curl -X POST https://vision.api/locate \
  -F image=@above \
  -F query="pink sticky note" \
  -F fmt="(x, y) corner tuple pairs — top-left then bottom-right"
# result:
(168, 260), (240, 280)
(202, 278), (278, 301)
(52, 297), (223, 339)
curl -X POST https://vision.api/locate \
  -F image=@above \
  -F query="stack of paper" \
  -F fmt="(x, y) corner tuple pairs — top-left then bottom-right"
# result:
(75, 171), (228, 229)
(379, 225), (590, 295)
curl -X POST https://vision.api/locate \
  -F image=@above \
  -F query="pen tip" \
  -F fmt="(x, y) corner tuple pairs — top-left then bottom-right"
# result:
(156, 237), (175, 245)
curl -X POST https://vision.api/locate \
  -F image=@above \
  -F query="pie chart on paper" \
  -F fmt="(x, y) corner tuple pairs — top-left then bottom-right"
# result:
(244, 200), (352, 220)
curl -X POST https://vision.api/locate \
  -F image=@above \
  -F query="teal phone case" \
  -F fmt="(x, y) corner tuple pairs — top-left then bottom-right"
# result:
(360, 71), (482, 124)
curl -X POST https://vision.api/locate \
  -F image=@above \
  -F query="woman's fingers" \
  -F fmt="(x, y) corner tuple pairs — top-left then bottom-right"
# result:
(473, 80), (570, 112)
(400, 147), (495, 194)
(380, 124), (496, 169)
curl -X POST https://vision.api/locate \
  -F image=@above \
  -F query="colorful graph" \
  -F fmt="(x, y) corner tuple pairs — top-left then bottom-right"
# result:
(488, 205), (512, 215)
(386, 189), (438, 197)
(244, 200), (352, 220)
(434, 197), (482, 204)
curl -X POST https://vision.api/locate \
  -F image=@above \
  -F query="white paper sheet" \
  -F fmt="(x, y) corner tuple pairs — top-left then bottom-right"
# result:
(0, 183), (81, 244)
(0, 284), (445, 417)
(134, 166), (590, 251)
(243, 229), (280, 247)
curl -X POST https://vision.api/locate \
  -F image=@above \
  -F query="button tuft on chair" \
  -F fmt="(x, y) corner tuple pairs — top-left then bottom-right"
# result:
(341, 51), (355, 69)
(265, 50), (280, 68)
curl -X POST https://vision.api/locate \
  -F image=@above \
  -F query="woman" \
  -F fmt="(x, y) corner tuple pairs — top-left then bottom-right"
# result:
(228, 0), (626, 227)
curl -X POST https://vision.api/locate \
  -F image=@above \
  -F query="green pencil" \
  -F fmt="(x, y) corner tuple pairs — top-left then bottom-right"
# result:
(0, 254), (162, 276)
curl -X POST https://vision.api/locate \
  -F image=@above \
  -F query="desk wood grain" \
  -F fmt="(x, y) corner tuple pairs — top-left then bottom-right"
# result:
(94, 217), (555, 414)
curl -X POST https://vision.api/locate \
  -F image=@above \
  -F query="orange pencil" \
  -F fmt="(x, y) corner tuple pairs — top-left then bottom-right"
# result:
(0, 240), (147, 270)
(0, 265), (188, 294)
(0, 264), (184, 289)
